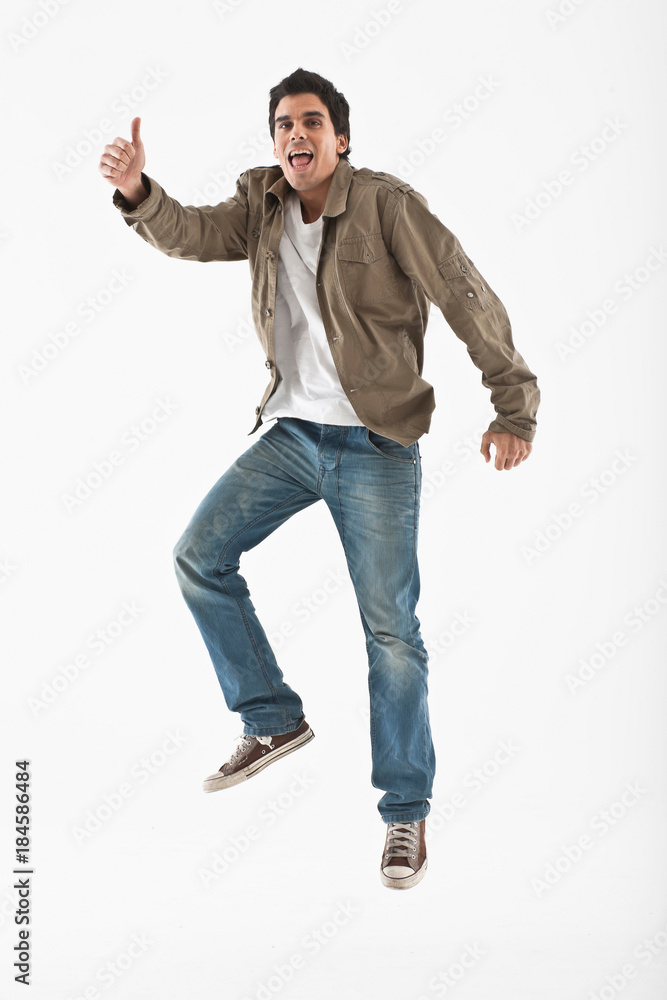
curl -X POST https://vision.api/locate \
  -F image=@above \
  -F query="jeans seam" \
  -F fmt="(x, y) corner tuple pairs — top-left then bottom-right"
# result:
(214, 489), (314, 718)
(405, 448), (419, 641)
(219, 575), (283, 714)
(334, 458), (347, 554)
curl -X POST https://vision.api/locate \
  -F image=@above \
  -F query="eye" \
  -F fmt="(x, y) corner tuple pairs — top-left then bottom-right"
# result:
(308, 120), (321, 126)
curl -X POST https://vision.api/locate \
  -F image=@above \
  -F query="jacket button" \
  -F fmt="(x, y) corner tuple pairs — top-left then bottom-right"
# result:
(481, 285), (486, 292)
(466, 292), (474, 298)
(251, 228), (261, 239)
(265, 251), (275, 260)
(460, 264), (469, 273)
(265, 360), (272, 368)
(264, 308), (272, 316)
(255, 406), (261, 414)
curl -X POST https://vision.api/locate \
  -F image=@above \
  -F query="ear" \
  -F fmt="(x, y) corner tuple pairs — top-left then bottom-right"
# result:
(337, 134), (348, 154)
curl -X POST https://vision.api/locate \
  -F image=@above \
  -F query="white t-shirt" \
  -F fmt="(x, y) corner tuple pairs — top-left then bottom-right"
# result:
(261, 190), (365, 426)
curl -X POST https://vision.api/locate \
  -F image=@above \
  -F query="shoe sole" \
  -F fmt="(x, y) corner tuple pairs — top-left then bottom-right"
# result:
(380, 858), (427, 890)
(202, 726), (315, 793)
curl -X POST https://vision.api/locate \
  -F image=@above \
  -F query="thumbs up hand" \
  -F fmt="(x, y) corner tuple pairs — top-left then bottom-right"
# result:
(99, 116), (147, 208)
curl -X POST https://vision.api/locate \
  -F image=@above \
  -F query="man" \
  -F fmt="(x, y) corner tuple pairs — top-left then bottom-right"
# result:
(99, 68), (539, 890)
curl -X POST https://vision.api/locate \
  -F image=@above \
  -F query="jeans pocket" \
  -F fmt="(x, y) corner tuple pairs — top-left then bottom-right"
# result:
(365, 428), (415, 463)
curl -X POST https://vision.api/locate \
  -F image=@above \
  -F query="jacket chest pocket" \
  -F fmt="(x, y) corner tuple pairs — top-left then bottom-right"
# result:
(336, 234), (397, 305)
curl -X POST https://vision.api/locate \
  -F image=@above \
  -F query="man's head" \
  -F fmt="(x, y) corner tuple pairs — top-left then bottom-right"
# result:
(269, 69), (351, 196)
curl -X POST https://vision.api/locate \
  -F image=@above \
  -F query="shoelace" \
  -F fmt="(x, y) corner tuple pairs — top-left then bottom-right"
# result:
(384, 821), (419, 859)
(227, 733), (273, 764)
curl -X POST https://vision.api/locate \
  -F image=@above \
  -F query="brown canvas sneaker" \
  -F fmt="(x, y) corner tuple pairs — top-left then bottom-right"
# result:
(380, 819), (427, 889)
(202, 718), (314, 793)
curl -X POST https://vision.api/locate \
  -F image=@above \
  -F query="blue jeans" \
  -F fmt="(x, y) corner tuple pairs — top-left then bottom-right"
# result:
(173, 417), (435, 822)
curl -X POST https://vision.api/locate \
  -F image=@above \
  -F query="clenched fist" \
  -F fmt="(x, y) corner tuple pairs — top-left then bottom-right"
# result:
(99, 116), (147, 209)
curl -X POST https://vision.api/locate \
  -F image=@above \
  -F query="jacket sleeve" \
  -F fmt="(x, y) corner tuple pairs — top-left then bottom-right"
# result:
(112, 171), (249, 262)
(387, 185), (540, 442)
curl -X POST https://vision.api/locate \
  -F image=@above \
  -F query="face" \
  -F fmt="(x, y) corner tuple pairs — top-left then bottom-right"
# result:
(273, 92), (347, 195)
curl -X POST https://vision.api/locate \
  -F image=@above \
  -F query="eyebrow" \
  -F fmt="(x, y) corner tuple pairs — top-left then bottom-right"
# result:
(275, 110), (325, 123)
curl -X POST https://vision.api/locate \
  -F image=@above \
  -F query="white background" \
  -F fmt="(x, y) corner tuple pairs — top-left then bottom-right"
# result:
(2, 0), (666, 998)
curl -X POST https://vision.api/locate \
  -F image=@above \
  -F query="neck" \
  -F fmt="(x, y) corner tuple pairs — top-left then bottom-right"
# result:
(295, 158), (340, 223)
(297, 188), (326, 224)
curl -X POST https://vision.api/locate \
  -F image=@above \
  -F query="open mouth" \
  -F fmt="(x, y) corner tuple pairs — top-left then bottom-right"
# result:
(288, 149), (314, 171)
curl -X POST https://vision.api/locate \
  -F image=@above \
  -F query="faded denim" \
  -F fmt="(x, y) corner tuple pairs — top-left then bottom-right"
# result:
(173, 417), (435, 823)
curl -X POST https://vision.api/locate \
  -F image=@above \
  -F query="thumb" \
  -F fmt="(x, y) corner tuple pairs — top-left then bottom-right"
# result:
(130, 116), (142, 146)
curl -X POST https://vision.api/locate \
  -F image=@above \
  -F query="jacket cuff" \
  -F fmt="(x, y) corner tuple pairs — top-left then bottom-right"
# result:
(487, 416), (536, 442)
(112, 173), (160, 223)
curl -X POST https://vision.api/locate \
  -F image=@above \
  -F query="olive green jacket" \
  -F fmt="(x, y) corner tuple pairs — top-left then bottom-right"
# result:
(113, 157), (539, 446)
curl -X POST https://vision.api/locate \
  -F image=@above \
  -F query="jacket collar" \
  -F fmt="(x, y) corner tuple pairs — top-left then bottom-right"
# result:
(265, 157), (354, 218)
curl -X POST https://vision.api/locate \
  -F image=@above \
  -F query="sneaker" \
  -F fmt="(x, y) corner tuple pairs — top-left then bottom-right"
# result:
(202, 718), (314, 793)
(380, 819), (427, 889)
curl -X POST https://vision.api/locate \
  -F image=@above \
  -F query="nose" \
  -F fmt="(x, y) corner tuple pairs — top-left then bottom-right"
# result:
(290, 124), (306, 141)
